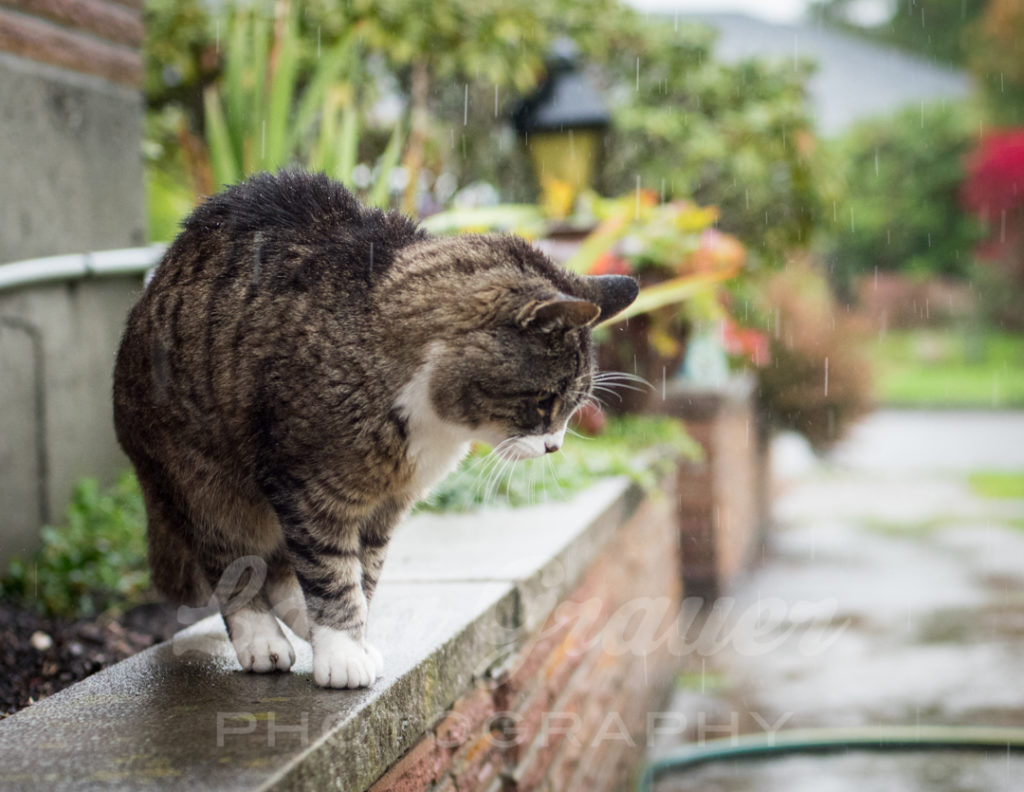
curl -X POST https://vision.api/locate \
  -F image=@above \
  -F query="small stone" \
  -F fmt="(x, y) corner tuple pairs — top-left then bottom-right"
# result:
(29, 631), (53, 651)
(68, 641), (84, 657)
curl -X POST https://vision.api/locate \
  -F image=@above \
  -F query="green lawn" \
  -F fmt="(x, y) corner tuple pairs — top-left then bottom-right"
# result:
(968, 471), (1024, 499)
(869, 329), (1024, 408)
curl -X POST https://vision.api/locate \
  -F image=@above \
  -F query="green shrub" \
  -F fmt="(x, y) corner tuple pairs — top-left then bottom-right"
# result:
(754, 262), (874, 451)
(824, 101), (985, 295)
(811, 0), (987, 68)
(1, 474), (150, 619)
(422, 415), (701, 512)
(597, 22), (823, 269)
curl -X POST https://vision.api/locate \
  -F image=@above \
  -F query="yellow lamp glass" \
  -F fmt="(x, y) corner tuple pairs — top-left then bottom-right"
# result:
(529, 129), (600, 211)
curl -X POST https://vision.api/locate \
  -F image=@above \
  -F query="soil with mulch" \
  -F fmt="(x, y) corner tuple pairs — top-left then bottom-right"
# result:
(0, 600), (186, 719)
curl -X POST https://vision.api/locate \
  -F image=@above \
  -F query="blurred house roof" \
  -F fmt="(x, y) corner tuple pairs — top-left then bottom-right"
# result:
(684, 13), (972, 135)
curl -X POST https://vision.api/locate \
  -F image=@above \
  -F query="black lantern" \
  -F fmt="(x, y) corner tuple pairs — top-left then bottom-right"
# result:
(513, 39), (610, 206)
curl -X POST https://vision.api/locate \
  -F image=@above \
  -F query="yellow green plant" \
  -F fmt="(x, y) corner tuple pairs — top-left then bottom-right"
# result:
(197, 1), (402, 207)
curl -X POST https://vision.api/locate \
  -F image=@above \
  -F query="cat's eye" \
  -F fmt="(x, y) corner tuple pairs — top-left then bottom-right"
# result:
(536, 393), (559, 418)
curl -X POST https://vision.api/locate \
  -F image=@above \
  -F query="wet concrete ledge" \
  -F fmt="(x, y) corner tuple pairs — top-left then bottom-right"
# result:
(0, 477), (642, 791)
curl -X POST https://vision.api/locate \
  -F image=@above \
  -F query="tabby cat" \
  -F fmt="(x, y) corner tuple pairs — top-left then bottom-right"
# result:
(113, 170), (637, 688)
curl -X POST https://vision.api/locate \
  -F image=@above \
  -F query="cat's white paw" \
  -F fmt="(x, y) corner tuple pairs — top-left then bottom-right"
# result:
(311, 626), (379, 688)
(365, 642), (384, 678)
(225, 610), (295, 673)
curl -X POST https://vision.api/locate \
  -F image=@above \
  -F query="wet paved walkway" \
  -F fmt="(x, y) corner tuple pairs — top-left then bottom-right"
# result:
(653, 410), (1024, 791)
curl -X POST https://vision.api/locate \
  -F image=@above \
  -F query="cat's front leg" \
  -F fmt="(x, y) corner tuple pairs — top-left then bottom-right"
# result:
(272, 510), (380, 687)
(355, 499), (405, 680)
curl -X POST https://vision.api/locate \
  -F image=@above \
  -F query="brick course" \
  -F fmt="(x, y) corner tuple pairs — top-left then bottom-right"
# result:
(0, 0), (143, 86)
(368, 484), (681, 792)
(653, 378), (771, 598)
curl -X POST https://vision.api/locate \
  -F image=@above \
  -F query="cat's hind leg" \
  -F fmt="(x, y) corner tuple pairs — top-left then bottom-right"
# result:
(202, 553), (296, 673)
(264, 552), (312, 642)
(223, 601), (295, 673)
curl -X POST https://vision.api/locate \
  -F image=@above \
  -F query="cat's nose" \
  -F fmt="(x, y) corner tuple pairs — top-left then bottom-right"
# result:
(544, 441), (560, 454)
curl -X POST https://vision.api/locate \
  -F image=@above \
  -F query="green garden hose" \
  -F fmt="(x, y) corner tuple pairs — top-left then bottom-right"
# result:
(638, 725), (1024, 791)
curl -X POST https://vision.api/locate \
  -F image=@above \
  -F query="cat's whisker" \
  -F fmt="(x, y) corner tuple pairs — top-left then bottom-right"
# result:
(543, 453), (566, 500)
(594, 370), (652, 387)
(484, 444), (521, 504)
(565, 426), (591, 440)
(482, 451), (512, 504)
(596, 382), (651, 394)
(590, 385), (625, 402)
(494, 456), (519, 504)
(567, 387), (610, 409)
(468, 452), (503, 501)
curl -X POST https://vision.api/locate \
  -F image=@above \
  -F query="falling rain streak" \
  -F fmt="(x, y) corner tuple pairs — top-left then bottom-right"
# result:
(824, 356), (829, 397)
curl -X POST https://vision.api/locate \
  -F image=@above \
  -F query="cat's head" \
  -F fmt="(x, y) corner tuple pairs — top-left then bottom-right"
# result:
(414, 235), (638, 460)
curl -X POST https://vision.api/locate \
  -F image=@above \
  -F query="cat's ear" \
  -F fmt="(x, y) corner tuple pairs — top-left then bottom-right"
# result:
(519, 294), (601, 330)
(589, 275), (640, 323)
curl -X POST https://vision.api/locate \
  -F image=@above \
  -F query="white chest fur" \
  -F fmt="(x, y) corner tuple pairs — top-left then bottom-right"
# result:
(394, 350), (473, 499)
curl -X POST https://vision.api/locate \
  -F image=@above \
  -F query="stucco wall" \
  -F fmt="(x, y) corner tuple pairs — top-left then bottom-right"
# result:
(0, 0), (145, 263)
(0, 266), (147, 567)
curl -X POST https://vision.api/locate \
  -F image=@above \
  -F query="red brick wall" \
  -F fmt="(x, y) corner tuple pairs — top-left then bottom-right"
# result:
(656, 380), (771, 599)
(0, 0), (143, 86)
(368, 491), (681, 792)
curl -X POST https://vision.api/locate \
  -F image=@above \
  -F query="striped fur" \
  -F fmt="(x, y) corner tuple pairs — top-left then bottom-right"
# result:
(113, 170), (637, 687)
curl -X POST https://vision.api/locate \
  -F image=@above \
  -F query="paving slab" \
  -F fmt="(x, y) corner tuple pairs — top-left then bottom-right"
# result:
(653, 410), (1024, 790)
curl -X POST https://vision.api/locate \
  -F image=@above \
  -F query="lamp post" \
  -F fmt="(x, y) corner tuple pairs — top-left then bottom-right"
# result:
(513, 39), (610, 212)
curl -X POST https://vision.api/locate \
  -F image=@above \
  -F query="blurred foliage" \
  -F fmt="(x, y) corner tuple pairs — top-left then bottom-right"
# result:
(869, 328), (1024, 407)
(143, 0), (825, 250)
(966, 0), (1024, 126)
(143, 0), (216, 117)
(810, 0), (988, 67)
(147, 0), (402, 223)
(421, 415), (701, 512)
(596, 21), (823, 269)
(969, 471), (1024, 498)
(142, 0), (628, 223)
(822, 101), (985, 295)
(566, 192), (745, 405)
(0, 475), (150, 619)
(962, 129), (1024, 326)
(751, 261), (874, 451)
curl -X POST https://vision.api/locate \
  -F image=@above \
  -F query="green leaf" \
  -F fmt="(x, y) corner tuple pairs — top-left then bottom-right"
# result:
(204, 86), (239, 188)
(334, 103), (360, 185)
(366, 121), (405, 208)
(287, 32), (358, 158)
(263, 2), (300, 169)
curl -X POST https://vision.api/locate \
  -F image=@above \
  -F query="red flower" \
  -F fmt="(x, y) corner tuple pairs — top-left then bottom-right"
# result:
(590, 252), (632, 276)
(963, 129), (1024, 254)
(722, 318), (770, 367)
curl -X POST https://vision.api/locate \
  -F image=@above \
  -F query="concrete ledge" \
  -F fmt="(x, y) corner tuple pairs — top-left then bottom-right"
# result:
(0, 477), (644, 790)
